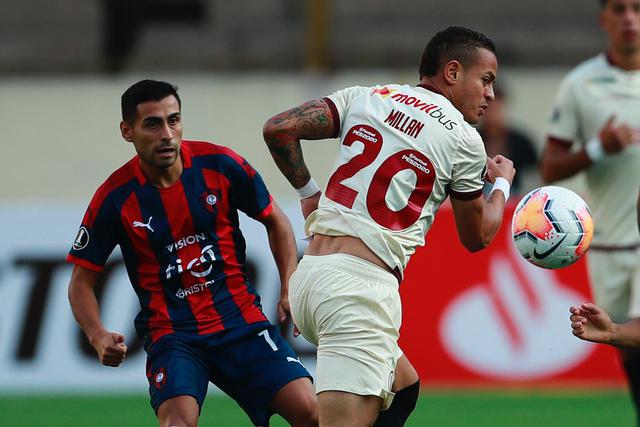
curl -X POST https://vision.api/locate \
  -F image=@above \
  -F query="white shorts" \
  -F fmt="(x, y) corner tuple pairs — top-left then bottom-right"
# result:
(587, 248), (640, 322)
(289, 253), (402, 410)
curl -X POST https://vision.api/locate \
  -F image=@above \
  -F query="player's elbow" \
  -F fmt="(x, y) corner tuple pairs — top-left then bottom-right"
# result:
(262, 119), (285, 147)
(262, 120), (276, 144)
(538, 160), (556, 184)
(465, 242), (488, 253)
(461, 236), (489, 253)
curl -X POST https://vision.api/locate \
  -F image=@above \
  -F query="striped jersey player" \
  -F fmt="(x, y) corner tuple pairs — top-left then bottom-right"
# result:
(68, 140), (273, 341)
(67, 80), (317, 427)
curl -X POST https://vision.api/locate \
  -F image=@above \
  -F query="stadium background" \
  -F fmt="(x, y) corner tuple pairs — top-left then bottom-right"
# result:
(0, 0), (635, 425)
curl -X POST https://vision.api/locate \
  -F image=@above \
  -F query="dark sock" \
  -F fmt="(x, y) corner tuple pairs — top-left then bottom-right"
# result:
(621, 349), (640, 426)
(373, 380), (420, 427)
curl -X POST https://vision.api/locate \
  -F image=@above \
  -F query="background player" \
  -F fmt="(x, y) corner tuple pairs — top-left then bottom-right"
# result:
(539, 0), (640, 422)
(67, 79), (318, 427)
(263, 27), (515, 427)
(477, 85), (538, 196)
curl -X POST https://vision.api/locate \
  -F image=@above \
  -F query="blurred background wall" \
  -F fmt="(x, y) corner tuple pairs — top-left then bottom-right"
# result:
(2, 0), (601, 202)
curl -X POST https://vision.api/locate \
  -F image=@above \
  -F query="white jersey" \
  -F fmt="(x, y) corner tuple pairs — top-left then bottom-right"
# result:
(306, 84), (487, 275)
(548, 53), (640, 247)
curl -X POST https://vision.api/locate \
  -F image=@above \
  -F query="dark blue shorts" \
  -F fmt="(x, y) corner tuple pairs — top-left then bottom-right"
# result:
(145, 323), (311, 426)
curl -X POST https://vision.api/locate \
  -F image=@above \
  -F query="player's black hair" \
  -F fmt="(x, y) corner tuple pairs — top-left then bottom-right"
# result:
(121, 79), (181, 124)
(419, 26), (496, 78)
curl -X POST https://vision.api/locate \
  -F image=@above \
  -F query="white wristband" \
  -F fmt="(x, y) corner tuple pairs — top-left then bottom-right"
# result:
(585, 137), (606, 162)
(295, 177), (320, 199)
(490, 177), (510, 201)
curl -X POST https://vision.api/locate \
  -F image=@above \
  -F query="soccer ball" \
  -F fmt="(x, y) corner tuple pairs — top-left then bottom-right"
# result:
(511, 186), (593, 269)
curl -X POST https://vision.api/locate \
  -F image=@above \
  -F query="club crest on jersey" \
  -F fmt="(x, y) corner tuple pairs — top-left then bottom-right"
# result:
(72, 226), (90, 250)
(200, 192), (219, 214)
(371, 86), (396, 98)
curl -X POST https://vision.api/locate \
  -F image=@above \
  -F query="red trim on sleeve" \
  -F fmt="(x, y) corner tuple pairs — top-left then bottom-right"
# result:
(66, 254), (104, 272)
(547, 136), (573, 150)
(322, 97), (341, 138)
(254, 196), (274, 220)
(449, 189), (483, 201)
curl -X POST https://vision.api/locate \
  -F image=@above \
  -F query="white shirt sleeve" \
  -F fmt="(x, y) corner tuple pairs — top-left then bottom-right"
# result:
(450, 127), (487, 198)
(325, 86), (371, 135)
(547, 75), (579, 143)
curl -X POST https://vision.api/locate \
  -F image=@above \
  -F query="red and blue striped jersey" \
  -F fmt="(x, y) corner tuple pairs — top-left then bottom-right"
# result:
(67, 140), (272, 342)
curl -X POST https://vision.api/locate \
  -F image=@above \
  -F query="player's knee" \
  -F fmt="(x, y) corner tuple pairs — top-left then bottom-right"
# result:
(157, 394), (200, 427)
(163, 420), (196, 427)
(372, 380), (419, 427)
(161, 415), (198, 427)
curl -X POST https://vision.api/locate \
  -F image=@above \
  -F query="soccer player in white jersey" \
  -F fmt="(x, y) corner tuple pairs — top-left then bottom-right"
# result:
(263, 27), (515, 427)
(540, 1), (640, 422)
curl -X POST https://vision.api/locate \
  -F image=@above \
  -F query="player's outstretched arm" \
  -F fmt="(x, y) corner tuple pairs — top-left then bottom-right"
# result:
(68, 265), (127, 367)
(258, 201), (299, 325)
(262, 99), (336, 190)
(451, 155), (514, 252)
(570, 303), (640, 348)
(539, 137), (591, 183)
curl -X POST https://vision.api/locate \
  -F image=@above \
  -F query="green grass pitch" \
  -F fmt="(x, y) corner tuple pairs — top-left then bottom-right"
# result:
(0, 389), (634, 426)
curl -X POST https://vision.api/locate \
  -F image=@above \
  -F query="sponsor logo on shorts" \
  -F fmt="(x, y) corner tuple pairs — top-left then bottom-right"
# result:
(286, 356), (303, 366)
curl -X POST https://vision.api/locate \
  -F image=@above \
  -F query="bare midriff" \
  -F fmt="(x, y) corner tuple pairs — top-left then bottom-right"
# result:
(305, 234), (393, 275)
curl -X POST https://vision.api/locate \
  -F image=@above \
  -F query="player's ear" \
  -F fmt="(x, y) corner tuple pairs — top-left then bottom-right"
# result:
(120, 120), (134, 142)
(444, 60), (462, 85)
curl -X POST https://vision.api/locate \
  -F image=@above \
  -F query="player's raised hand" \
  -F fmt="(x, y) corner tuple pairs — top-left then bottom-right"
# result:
(599, 115), (635, 153)
(300, 191), (321, 219)
(569, 303), (614, 344)
(485, 155), (515, 185)
(91, 331), (128, 367)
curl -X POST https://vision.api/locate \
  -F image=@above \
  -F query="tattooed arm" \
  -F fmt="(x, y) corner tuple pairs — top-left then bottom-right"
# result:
(262, 99), (336, 189)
